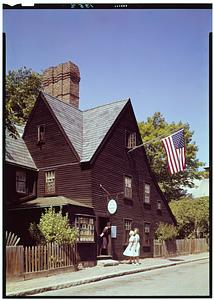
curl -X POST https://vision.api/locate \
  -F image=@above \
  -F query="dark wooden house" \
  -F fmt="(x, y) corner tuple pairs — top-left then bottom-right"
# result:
(5, 129), (38, 243)
(5, 61), (176, 263)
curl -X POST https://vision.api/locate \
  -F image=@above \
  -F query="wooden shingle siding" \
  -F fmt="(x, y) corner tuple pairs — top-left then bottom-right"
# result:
(16, 90), (175, 260)
(37, 165), (92, 207)
(24, 97), (78, 169)
(91, 104), (173, 259)
(5, 164), (37, 204)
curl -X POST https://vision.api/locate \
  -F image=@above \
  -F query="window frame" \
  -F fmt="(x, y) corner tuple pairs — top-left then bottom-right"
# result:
(45, 170), (56, 195)
(37, 124), (46, 145)
(124, 218), (133, 244)
(16, 170), (27, 194)
(143, 222), (151, 245)
(124, 175), (133, 199)
(125, 130), (136, 149)
(144, 183), (151, 204)
(157, 200), (162, 210)
(75, 215), (95, 242)
(144, 222), (150, 234)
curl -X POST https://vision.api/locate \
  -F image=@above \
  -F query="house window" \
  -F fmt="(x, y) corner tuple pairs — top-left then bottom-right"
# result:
(144, 222), (150, 234)
(157, 200), (162, 210)
(144, 183), (150, 204)
(126, 131), (136, 149)
(124, 176), (132, 199)
(45, 170), (55, 194)
(38, 125), (45, 144)
(16, 170), (27, 193)
(75, 216), (95, 242)
(144, 222), (151, 245)
(124, 219), (132, 244)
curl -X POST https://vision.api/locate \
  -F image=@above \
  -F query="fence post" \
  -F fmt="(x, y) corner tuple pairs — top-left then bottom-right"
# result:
(189, 239), (191, 254)
(6, 246), (24, 279)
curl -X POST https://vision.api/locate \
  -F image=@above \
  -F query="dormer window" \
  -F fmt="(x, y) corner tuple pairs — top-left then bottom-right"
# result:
(37, 125), (45, 144)
(126, 131), (136, 149)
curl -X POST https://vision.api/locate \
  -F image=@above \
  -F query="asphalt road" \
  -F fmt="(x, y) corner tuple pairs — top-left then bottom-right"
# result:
(35, 259), (210, 297)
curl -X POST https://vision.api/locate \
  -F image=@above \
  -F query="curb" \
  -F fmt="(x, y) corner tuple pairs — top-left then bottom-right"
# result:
(6, 257), (208, 297)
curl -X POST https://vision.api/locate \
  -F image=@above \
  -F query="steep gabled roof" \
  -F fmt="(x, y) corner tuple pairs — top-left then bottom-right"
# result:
(82, 100), (128, 162)
(5, 130), (37, 170)
(42, 92), (128, 162)
(42, 92), (83, 158)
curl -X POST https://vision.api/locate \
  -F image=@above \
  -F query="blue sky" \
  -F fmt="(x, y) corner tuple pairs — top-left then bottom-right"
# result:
(3, 8), (212, 167)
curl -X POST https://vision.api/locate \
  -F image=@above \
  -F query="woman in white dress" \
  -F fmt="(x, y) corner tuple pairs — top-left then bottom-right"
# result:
(123, 230), (135, 263)
(133, 228), (141, 265)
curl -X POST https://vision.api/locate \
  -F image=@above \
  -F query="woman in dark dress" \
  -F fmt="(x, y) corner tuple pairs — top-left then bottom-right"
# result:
(100, 222), (111, 255)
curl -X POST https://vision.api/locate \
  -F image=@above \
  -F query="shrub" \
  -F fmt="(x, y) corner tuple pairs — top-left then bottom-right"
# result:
(29, 207), (78, 245)
(169, 196), (209, 238)
(155, 222), (178, 241)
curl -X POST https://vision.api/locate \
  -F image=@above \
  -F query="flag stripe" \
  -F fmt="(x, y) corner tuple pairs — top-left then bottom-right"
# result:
(162, 139), (174, 174)
(164, 137), (178, 174)
(161, 129), (186, 175)
(183, 147), (186, 169)
(169, 136), (180, 173)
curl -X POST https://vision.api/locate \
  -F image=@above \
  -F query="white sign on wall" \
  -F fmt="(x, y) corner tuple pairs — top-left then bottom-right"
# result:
(107, 199), (117, 215)
(111, 225), (117, 238)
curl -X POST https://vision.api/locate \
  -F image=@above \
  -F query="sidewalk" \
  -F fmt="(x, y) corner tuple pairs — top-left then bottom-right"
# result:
(6, 252), (209, 297)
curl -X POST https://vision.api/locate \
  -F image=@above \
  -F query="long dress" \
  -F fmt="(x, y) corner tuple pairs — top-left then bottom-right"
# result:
(132, 233), (140, 257)
(123, 235), (135, 256)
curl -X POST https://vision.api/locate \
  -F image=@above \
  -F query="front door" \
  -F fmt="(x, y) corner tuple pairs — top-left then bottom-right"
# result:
(97, 217), (111, 256)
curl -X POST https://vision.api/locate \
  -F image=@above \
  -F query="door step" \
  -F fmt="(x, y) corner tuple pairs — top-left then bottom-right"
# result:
(97, 259), (119, 267)
(97, 255), (112, 260)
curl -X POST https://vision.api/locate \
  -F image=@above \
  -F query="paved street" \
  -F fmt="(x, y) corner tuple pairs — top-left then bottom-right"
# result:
(35, 259), (209, 297)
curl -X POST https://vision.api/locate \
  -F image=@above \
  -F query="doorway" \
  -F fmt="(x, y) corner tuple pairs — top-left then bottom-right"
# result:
(97, 216), (111, 256)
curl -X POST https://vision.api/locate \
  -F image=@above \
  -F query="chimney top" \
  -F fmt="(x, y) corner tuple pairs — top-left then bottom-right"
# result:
(42, 61), (80, 108)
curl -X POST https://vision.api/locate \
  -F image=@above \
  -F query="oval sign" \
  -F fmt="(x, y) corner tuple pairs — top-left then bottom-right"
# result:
(108, 199), (117, 214)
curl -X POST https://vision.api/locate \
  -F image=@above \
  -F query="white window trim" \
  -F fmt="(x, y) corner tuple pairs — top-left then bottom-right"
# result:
(37, 124), (46, 144)
(126, 131), (136, 149)
(124, 218), (133, 244)
(45, 170), (55, 194)
(75, 216), (95, 242)
(124, 176), (132, 199)
(157, 200), (162, 210)
(144, 183), (151, 204)
(144, 222), (151, 234)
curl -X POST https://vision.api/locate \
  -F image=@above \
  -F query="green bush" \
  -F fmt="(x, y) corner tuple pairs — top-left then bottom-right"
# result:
(29, 207), (78, 245)
(155, 222), (178, 241)
(169, 196), (209, 238)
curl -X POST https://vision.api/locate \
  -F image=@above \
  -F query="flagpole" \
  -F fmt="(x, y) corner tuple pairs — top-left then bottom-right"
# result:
(128, 128), (184, 154)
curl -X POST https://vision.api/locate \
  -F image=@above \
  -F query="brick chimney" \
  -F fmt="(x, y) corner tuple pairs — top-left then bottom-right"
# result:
(42, 61), (80, 108)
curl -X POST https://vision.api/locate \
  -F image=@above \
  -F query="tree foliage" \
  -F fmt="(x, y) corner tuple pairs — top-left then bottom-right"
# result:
(29, 207), (78, 245)
(169, 197), (209, 238)
(5, 67), (42, 136)
(155, 222), (178, 241)
(138, 112), (204, 201)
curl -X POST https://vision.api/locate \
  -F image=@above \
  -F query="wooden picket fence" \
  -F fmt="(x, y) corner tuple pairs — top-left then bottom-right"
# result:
(24, 243), (77, 273)
(153, 238), (208, 258)
(6, 246), (24, 278)
(6, 243), (78, 279)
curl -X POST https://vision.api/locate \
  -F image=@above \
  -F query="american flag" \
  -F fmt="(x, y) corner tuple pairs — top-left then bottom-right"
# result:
(161, 129), (186, 175)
